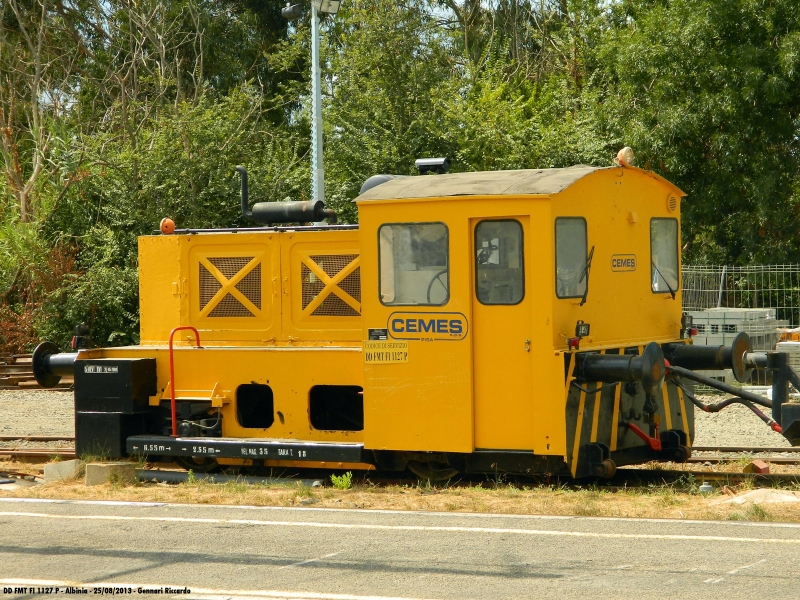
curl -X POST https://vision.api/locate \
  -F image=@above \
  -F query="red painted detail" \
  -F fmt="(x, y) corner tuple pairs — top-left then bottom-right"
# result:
(568, 337), (581, 349)
(70, 336), (77, 350)
(168, 326), (201, 437)
(689, 327), (699, 336)
(627, 422), (662, 451)
(771, 422), (783, 433)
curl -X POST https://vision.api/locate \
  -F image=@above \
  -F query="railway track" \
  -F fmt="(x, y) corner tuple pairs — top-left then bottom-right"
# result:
(0, 354), (72, 390)
(0, 436), (74, 442)
(686, 456), (800, 465)
(0, 437), (798, 478)
(0, 458), (799, 487)
(0, 436), (76, 460)
(692, 446), (800, 453)
(0, 449), (76, 459)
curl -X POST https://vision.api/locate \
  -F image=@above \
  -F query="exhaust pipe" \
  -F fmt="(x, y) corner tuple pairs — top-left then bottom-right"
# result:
(32, 342), (77, 388)
(235, 165), (250, 217)
(321, 208), (337, 224)
(235, 166), (337, 225)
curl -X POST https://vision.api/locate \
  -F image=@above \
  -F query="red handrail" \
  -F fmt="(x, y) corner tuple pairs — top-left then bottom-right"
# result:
(168, 326), (201, 436)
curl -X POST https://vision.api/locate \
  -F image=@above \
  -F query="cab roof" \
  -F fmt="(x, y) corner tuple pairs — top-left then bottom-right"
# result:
(354, 165), (685, 202)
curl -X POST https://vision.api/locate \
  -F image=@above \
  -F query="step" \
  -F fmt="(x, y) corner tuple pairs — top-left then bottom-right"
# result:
(127, 435), (364, 462)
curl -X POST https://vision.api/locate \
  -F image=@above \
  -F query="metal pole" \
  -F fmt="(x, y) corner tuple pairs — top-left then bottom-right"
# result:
(310, 3), (324, 205)
(716, 265), (726, 308)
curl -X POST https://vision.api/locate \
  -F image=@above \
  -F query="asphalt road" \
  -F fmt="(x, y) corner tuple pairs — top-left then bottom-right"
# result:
(0, 498), (798, 600)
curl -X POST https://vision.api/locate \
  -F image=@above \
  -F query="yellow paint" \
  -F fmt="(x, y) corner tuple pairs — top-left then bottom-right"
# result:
(123, 165), (690, 462)
(661, 380), (673, 430)
(260, 460), (375, 470)
(589, 350), (606, 443)
(550, 169), (684, 351)
(610, 383), (622, 451)
(571, 389), (587, 477)
(677, 386), (691, 446)
(101, 345), (365, 444)
(139, 229), (362, 346)
(589, 385), (602, 443)
(217, 458), (252, 466)
(472, 216), (534, 450)
(216, 458), (375, 470)
(565, 352), (576, 403)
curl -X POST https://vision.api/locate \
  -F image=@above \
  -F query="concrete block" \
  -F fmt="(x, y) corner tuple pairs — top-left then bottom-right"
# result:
(743, 460), (770, 474)
(85, 462), (135, 486)
(44, 459), (82, 483)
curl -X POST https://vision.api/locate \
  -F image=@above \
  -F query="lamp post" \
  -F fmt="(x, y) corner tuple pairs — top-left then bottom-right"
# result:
(282, 1), (340, 206)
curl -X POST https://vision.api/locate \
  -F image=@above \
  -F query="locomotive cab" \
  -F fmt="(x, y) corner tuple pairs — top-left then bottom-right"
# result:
(357, 164), (689, 477)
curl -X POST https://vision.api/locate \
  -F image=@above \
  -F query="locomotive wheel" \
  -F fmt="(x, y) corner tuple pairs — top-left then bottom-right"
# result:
(175, 456), (220, 473)
(408, 460), (459, 482)
(674, 445), (692, 463)
(592, 459), (616, 479)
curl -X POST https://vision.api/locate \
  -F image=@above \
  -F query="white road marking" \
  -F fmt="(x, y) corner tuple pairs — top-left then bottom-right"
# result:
(727, 558), (767, 575)
(280, 551), (342, 569)
(2, 496), (800, 530)
(0, 511), (798, 544)
(0, 580), (433, 600)
(705, 558), (767, 584)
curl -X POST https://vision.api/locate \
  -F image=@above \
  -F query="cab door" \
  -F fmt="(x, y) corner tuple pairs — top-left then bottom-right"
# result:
(472, 217), (534, 450)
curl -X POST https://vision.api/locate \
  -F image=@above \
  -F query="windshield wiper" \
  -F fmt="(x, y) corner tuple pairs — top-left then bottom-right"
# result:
(579, 246), (595, 306)
(652, 262), (676, 299)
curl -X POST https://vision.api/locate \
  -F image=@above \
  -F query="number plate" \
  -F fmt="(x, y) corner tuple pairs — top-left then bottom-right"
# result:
(364, 341), (409, 364)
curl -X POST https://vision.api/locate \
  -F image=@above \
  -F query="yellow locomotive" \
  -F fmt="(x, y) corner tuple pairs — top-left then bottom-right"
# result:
(33, 153), (795, 478)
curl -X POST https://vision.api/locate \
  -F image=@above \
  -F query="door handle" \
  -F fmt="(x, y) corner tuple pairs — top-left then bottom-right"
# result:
(525, 339), (531, 352)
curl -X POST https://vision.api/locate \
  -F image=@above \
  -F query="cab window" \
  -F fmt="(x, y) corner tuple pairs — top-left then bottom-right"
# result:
(475, 220), (524, 304)
(555, 217), (587, 298)
(651, 218), (679, 293)
(379, 222), (449, 305)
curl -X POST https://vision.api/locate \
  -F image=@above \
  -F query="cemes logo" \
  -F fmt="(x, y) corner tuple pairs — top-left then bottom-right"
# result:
(611, 254), (636, 272)
(388, 312), (468, 341)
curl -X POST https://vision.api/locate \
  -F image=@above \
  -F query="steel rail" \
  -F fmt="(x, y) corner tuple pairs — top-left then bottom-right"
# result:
(0, 436), (74, 442)
(0, 449), (76, 459)
(686, 456), (800, 465)
(691, 446), (800, 453)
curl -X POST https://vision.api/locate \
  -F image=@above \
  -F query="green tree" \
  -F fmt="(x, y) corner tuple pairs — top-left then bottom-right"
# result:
(597, 0), (800, 264)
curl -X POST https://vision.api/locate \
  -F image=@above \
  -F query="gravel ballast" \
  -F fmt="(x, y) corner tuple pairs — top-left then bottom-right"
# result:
(692, 399), (790, 448)
(0, 389), (74, 439)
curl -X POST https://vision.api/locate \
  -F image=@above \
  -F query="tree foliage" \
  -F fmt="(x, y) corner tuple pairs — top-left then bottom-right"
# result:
(2, 0), (800, 351)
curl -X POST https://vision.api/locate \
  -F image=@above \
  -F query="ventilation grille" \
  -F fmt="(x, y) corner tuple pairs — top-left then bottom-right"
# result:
(667, 195), (678, 212)
(302, 254), (360, 317)
(199, 257), (261, 317)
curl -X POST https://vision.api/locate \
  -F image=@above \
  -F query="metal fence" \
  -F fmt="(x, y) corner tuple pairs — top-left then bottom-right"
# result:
(681, 264), (800, 387)
(682, 264), (800, 329)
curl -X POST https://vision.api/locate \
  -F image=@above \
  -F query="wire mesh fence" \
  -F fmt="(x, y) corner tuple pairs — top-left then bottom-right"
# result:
(682, 264), (800, 387)
(682, 264), (800, 329)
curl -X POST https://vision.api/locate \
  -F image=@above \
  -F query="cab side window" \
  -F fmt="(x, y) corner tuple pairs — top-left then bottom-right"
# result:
(555, 217), (587, 298)
(475, 220), (524, 304)
(651, 218), (679, 293)
(379, 222), (449, 305)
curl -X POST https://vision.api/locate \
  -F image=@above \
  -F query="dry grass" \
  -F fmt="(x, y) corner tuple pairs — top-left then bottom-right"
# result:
(3, 458), (800, 523)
